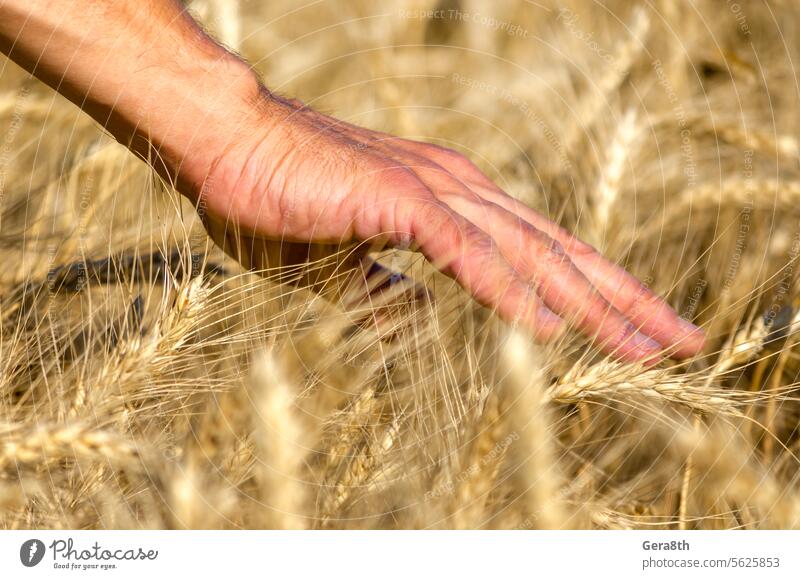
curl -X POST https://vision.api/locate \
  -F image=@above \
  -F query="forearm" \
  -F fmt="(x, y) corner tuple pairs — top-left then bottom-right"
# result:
(0, 0), (263, 191)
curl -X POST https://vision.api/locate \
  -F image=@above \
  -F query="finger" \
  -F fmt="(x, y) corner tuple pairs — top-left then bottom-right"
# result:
(403, 202), (566, 342)
(407, 142), (702, 353)
(462, 186), (705, 358)
(435, 191), (665, 364)
(375, 150), (663, 362)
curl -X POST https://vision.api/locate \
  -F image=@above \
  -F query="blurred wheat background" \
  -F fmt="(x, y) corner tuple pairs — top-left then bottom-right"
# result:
(1, 0), (799, 529)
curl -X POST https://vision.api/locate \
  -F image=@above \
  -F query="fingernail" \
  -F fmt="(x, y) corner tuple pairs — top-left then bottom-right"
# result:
(677, 318), (705, 341)
(630, 331), (662, 355)
(538, 306), (562, 326)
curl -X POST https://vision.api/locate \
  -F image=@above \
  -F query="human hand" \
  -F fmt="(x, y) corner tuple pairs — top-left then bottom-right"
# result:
(0, 0), (704, 363)
(191, 94), (705, 364)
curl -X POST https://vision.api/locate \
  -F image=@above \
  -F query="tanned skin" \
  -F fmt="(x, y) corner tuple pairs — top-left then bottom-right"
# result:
(0, 0), (705, 363)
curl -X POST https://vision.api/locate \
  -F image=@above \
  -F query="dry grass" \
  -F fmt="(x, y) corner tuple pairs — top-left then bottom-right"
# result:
(1, 0), (800, 529)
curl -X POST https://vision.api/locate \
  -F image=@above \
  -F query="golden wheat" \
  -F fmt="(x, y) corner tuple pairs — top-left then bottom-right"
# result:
(0, 0), (799, 530)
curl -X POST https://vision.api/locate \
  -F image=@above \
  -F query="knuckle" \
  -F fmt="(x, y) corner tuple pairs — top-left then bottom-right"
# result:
(380, 164), (433, 203)
(548, 238), (567, 256)
(413, 201), (451, 231)
(504, 222), (542, 268)
(539, 238), (569, 268)
(505, 225), (568, 276)
(465, 227), (497, 258)
(427, 144), (481, 170)
(562, 236), (597, 256)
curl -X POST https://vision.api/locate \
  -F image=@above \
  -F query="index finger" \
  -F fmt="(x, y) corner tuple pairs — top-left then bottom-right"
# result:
(471, 189), (705, 358)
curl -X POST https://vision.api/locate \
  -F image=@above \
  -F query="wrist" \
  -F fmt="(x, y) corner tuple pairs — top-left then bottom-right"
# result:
(118, 47), (264, 198)
(0, 0), (263, 191)
(189, 88), (303, 222)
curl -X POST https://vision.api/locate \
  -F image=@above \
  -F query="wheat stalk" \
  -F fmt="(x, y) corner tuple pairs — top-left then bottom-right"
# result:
(0, 422), (145, 469)
(499, 332), (565, 529)
(593, 108), (639, 246)
(248, 349), (309, 529)
(564, 6), (650, 154)
(547, 361), (745, 416)
(2, 0), (800, 531)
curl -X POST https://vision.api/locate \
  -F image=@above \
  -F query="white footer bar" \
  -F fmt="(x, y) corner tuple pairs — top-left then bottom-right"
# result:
(1, 531), (798, 578)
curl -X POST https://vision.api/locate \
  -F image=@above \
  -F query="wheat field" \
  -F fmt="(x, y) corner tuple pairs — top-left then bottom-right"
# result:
(1, 0), (799, 529)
